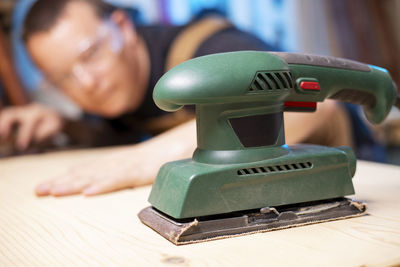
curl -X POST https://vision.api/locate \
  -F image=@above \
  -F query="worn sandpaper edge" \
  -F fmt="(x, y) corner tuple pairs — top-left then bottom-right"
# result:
(138, 201), (367, 246)
(138, 207), (199, 244)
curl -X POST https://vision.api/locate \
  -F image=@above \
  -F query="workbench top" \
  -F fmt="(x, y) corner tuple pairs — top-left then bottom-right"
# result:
(0, 148), (399, 266)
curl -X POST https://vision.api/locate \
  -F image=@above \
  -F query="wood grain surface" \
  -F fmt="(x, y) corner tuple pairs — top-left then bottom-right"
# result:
(0, 148), (399, 267)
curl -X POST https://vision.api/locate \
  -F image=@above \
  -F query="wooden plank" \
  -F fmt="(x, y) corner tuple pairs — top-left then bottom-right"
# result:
(0, 149), (399, 266)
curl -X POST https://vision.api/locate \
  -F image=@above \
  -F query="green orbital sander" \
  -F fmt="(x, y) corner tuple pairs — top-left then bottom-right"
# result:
(138, 51), (399, 245)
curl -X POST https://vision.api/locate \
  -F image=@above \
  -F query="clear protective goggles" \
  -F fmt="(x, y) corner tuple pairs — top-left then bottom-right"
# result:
(48, 19), (123, 89)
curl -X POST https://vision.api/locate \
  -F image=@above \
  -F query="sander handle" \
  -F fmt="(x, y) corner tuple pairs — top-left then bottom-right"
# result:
(271, 52), (398, 124)
(154, 51), (398, 125)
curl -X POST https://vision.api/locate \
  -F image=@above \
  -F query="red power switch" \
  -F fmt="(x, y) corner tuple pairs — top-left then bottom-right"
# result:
(300, 81), (320, 91)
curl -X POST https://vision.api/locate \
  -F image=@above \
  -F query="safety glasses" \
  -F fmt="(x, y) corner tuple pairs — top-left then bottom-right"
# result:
(46, 19), (123, 90)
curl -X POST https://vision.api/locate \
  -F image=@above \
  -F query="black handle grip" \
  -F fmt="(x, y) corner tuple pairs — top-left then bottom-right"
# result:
(270, 52), (371, 72)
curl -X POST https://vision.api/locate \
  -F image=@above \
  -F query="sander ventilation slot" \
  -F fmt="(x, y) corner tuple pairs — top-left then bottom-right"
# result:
(237, 161), (313, 176)
(249, 71), (293, 92)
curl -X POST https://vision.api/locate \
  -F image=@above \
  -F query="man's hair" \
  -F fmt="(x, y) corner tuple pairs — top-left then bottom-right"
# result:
(23, 0), (116, 41)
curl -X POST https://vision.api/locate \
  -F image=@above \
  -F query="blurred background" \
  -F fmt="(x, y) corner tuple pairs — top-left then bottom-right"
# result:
(0, 0), (400, 163)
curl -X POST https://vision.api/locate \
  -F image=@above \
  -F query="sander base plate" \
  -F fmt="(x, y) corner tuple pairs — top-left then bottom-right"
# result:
(138, 198), (366, 245)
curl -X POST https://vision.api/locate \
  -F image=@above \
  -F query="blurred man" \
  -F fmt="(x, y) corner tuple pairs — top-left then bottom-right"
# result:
(0, 0), (352, 196)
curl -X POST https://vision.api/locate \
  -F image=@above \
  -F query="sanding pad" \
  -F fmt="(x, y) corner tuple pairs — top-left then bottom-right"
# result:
(138, 198), (366, 245)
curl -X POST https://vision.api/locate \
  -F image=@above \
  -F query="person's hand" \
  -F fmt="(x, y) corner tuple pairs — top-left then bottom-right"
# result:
(35, 147), (155, 196)
(35, 119), (197, 197)
(0, 103), (64, 150)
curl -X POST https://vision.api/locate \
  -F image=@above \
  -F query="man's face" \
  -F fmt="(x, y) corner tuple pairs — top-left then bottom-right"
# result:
(26, 1), (145, 117)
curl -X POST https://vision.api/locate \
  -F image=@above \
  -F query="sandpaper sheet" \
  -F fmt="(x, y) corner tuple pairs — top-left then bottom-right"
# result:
(138, 198), (367, 245)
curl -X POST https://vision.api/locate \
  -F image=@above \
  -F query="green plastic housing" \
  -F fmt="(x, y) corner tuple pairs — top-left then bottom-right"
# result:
(150, 145), (356, 218)
(148, 51), (397, 219)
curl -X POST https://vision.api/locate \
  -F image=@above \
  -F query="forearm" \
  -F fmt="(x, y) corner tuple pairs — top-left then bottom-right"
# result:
(284, 100), (353, 147)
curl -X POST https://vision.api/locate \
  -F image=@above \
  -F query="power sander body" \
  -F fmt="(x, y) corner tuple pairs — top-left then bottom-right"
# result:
(138, 51), (398, 244)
